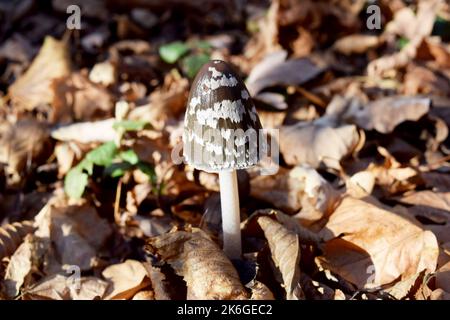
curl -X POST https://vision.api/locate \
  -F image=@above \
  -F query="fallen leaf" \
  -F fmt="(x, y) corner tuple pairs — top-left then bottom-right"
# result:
(0, 220), (35, 260)
(0, 119), (51, 184)
(8, 36), (71, 111)
(318, 197), (439, 288)
(279, 120), (360, 169)
(102, 260), (150, 300)
(24, 274), (109, 300)
(51, 118), (118, 144)
(382, 269), (428, 300)
(147, 229), (247, 300)
(333, 34), (380, 55)
(3, 235), (34, 298)
(258, 216), (304, 300)
(435, 261), (450, 293)
(246, 50), (324, 96)
(246, 280), (275, 300)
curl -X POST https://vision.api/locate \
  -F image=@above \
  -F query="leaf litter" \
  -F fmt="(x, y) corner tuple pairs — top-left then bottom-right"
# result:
(0, 0), (449, 300)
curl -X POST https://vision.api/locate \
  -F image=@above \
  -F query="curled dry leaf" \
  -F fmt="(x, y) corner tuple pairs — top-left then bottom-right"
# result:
(333, 34), (380, 55)
(382, 269), (428, 300)
(102, 259), (150, 300)
(147, 229), (247, 300)
(23, 274), (109, 300)
(251, 166), (340, 217)
(243, 209), (323, 246)
(51, 118), (118, 144)
(245, 50), (324, 96)
(8, 36), (71, 111)
(257, 216), (304, 300)
(0, 220), (35, 260)
(279, 120), (360, 169)
(349, 96), (430, 134)
(318, 197), (439, 288)
(3, 235), (34, 298)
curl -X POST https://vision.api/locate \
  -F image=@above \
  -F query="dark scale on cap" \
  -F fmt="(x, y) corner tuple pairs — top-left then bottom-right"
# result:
(183, 60), (264, 172)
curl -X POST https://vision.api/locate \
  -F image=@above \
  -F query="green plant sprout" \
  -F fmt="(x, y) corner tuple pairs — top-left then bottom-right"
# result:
(64, 120), (157, 199)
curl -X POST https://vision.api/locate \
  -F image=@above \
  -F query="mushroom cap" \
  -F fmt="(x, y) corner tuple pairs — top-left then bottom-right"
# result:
(183, 60), (264, 172)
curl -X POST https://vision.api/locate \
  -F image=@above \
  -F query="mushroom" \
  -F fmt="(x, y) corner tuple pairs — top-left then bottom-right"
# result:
(183, 60), (263, 259)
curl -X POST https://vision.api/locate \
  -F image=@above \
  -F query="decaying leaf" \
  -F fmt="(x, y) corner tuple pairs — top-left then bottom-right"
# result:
(147, 229), (247, 300)
(251, 166), (340, 217)
(8, 36), (71, 111)
(51, 118), (118, 144)
(102, 260), (150, 300)
(246, 50), (324, 96)
(258, 216), (304, 300)
(246, 280), (275, 300)
(34, 202), (113, 272)
(23, 274), (109, 300)
(382, 269), (428, 300)
(333, 34), (380, 55)
(0, 119), (51, 183)
(279, 120), (360, 169)
(349, 96), (430, 134)
(318, 197), (439, 288)
(3, 235), (35, 298)
(0, 220), (35, 260)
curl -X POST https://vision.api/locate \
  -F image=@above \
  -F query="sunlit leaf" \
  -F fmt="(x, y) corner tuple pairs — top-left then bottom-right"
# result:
(159, 41), (189, 64)
(86, 141), (117, 166)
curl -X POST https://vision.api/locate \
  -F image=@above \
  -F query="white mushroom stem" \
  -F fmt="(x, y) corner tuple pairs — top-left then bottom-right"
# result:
(219, 170), (241, 259)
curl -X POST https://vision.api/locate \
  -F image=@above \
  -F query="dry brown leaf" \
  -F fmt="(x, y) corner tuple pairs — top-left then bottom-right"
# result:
(368, 0), (440, 76)
(128, 75), (188, 130)
(0, 119), (50, 184)
(8, 36), (71, 111)
(102, 260), (150, 300)
(279, 120), (360, 169)
(246, 280), (275, 300)
(333, 34), (380, 55)
(382, 269), (428, 300)
(147, 229), (247, 300)
(435, 261), (450, 293)
(318, 197), (439, 288)
(243, 209), (323, 246)
(132, 290), (154, 300)
(258, 216), (304, 300)
(430, 288), (450, 300)
(23, 274), (109, 300)
(245, 50), (324, 96)
(52, 72), (114, 122)
(250, 166), (340, 217)
(3, 235), (34, 298)
(344, 96), (430, 134)
(51, 118), (118, 144)
(34, 203), (112, 272)
(0, 220), (34, 260)
(399, 191), (450, 212)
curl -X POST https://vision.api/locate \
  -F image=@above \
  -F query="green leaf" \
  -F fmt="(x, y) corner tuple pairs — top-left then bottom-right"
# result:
(64, 168), (89, 199)
(104, 162), (132, 178)
(78, 158), (94, 175)
(113, 120), (149, 132)
(397, 37), (409, 50)
(159, 41), (190, 64)
(86, 142), (118, 167)
(119, 149), (139, 165)
(181, 53), (210, 78)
